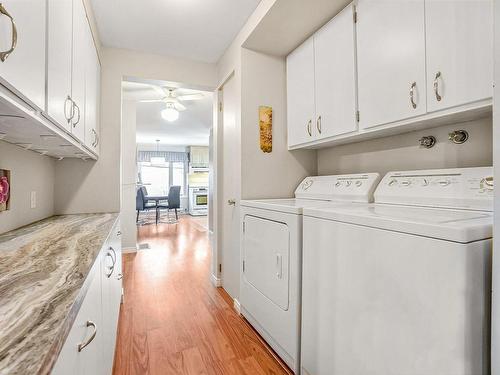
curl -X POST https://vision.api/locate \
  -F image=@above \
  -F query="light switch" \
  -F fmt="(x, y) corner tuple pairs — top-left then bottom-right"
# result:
(30, 191), (36, 209)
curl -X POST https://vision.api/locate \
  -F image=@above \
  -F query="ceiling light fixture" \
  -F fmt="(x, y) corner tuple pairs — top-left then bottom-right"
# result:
(161, 102), (179, 122)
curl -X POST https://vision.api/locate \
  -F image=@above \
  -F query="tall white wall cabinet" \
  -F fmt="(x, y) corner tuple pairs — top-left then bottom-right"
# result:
(287, 0), (493, 149)
(0, 0), (101, 159)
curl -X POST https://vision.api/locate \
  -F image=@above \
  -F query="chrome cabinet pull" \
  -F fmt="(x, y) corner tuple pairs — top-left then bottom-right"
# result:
(78, 321), (97, 352)
(117, 230), (122, 236)
(117, 273), (123, 280)
(106, 247), (117, 278)
(64, 96), (74, 122)
(0, 3), (17, 62)
(73, 102), (81, 127)
(227, 199), (236, 206)
(306, 120), (312, 136)
(91, 129), (97, 147)
(316, 116), (322, 134)
(409, 81), (417, 109)
(433, 71), (442, 101)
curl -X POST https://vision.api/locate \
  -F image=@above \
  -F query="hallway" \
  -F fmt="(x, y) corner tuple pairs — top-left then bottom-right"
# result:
(113, 216), (291, 375)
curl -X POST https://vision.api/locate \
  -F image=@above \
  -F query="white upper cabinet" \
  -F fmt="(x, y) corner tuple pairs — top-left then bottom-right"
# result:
(425, 0), (493, 112)
(71, 0), (87, 142)
(356, 0), (426, 129)
(287, 37), (316, 147)
(84, 26), (100, 154)
(314, 4), (357, 139)
(0, 0), (46, 110)
(47, 0), (73, 132)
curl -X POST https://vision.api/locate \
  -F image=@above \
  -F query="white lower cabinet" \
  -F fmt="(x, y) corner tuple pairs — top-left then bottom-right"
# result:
(52, 221), (122, 375)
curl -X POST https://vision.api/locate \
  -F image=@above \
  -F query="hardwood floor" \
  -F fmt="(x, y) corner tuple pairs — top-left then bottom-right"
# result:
(113, 215), (292, 375)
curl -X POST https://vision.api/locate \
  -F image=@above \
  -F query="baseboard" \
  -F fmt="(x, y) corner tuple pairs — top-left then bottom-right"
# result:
(210, 273), (222, 287)
(233, 298), (241, 315)
(122, 245), (138, 254)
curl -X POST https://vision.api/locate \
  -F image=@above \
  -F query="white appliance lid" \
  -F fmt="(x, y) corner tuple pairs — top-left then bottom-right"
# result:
(294, 173), (381, 202)
(240, 198), (341, 214)
(304, 203), (492, 243)
(374, 167), (493, 211)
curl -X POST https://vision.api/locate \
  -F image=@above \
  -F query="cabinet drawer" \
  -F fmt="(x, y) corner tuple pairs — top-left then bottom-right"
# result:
(52, 256), (104, 375)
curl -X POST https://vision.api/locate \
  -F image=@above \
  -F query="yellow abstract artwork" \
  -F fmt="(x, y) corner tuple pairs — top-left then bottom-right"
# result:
(259, 106), (272, 153)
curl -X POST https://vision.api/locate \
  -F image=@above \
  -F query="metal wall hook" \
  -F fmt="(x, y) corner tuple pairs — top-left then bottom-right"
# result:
(448, 130), (469, 144)
(419, 136), (436, 149)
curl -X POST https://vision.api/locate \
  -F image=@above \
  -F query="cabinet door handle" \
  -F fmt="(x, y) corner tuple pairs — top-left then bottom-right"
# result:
(73, 102), (81, 127)
(276, 254), (282, 279)
(117, 273), (123, 280)
(306, 120), (312, 136)
(409, 81), (417, 109)
(433, 71), (442, 101)
(0, 4), (17, 62)
(64, 96), (74, 122)
(78, 321), (97, 352)
(316, 115), (322, 134)
(106, 247), (117, 278)
(91, 129), (97, 147)
(227, 199), (236, 206)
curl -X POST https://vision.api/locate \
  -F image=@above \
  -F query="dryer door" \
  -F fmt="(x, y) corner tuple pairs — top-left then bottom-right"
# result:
(243, 215), (290, 310)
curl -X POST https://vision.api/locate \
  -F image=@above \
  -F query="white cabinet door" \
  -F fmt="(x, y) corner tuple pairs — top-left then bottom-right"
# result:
(52, 256), (104, 375)
(47, 0), (73, 132)
(101, 223), (122, 374)
(425, 0), (493, 112)
(0, 0), (46, 110)
(314, 4), (357, 139)
(84, 25), (100, 153)
(71, 0), (87, 142)
(357, 0), (426, 129)
(287, 37), (315, 147)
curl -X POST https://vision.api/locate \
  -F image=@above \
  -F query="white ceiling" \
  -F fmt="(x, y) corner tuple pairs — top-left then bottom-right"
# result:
(90, 0), (261, 63)
(123, 81), (213, 146)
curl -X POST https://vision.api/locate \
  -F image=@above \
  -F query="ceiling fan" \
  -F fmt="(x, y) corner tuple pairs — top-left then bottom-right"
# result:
(139, 86), (205, 122)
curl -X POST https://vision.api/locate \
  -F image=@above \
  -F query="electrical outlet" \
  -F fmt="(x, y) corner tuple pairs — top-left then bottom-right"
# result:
(30, 191), (36, 209)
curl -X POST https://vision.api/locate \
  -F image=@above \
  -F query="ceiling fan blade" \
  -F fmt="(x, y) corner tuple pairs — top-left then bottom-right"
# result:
(174, 102), (186, 111)
(139, 99), (165, 103)
(149, 85), (167, 97)
(177, 93), (204, 101)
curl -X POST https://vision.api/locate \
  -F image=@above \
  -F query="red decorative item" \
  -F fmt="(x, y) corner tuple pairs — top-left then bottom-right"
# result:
(0, 176), (9, 204)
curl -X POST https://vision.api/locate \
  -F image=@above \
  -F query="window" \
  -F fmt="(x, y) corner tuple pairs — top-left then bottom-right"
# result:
(138, 161), (187, 196)
(172, 162), (185, 194)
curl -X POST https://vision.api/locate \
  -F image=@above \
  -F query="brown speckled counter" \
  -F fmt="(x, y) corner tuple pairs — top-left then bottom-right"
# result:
(0, 213), (119, 375)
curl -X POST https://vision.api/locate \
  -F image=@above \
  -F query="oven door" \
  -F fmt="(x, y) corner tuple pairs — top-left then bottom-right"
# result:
(193, 190), (208, 209)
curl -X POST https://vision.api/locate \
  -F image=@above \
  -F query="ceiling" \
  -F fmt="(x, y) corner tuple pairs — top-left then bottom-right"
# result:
(90, 0), (261, 63)
(123, 81), (213, 146)
(243, 0), (351, 57)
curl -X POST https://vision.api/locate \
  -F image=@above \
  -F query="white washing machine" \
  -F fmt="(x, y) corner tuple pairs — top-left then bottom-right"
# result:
(301, 167), (493, 375)
(240, 173), (380, 373)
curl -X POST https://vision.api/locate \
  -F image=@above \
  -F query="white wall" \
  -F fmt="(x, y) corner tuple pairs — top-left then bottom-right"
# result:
(317, 117), (492, 176)
(55, 47), (217, 217)
(0, 142), (55, 234)
(241, 48), (317, 199)
(121, 100), (137, 251)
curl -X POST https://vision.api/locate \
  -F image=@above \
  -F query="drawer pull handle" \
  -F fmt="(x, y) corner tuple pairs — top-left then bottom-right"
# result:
(117, 273), (123, 280)
(316, 115), (322, 134)
(78, 320), (97, 352)
(106, 247), (117, 278)
(0, 3), (17, 62)
(117, 230), (122, 236)
(306, 120), (312, 136)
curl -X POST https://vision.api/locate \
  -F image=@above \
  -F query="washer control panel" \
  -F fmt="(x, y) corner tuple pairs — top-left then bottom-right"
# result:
(295, 173), (381, 202)
(375, 167), (493, 211)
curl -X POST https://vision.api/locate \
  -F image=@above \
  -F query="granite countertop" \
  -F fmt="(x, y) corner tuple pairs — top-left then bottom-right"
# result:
(0, 213), (119, 375)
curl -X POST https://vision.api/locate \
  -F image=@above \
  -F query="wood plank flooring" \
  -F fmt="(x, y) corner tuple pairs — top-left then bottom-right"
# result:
(113, 216), (292, 375)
